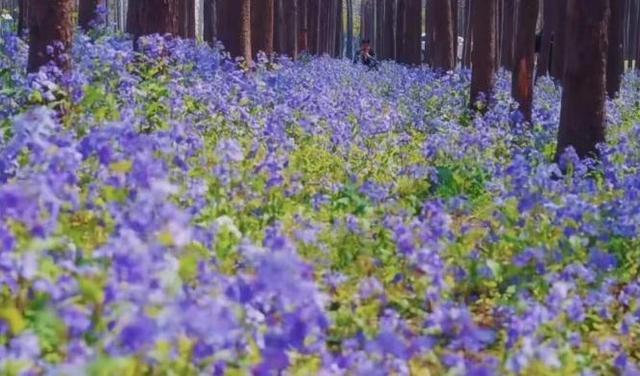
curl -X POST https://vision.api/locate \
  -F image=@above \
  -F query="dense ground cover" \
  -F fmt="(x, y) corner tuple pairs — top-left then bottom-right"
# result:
(1, 29), (640, 375)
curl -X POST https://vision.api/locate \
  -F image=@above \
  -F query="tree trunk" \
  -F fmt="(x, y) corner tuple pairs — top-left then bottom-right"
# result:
(470, 0), (497, 108)
(383, 0), (395, 59)
(536, 0), (554, 78)
(298, 0), (308, 52)
(432, 0), (455, 70)
(127, 0), (180, 44)
(556, 0), (609, 161)
(308, 0), (319, 53)
(550, 0), (567, 80)
(452, 0), (458, 66)
(402, 0), (421, 64)
(251, 0), (274, 57)
(347, 0), (354, 58)
(230, 0), (252, 63)
(606, 0), (623, 97)
(462, 0), (472, 67)
(17, 0), (29, 37)
(178, 0), (196, 38)
(396, 0), (406, 62)
(336, 0), (344, 57)
(216, 0), (231, 49)
(376, 0), (385, 57)
(27, 0), (74, 73)
(203, 0), (216, 45)
(511, 0), (539, 122)
(500, 0), (515, 70)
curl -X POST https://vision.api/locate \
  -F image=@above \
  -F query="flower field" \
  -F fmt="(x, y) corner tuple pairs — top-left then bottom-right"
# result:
(1, 31), (640, 375)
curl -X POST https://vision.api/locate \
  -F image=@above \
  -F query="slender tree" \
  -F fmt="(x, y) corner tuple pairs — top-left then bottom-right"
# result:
(230, 0), (252, 63)
(376, 0), (385, 57)
(251, 0), (274, 57)
(403, 0), (421, 64)
(17, 0), (28, 36)
(285, 0), (299, 58)
(308, 0), (319, 53)
(27, 0), (74, 73)
(536, 0), (554, 78)
(203, 0), (216, 45)
(178, 0), (196, 39)
(462, 0), (472, 67)
(298, 0), (308, 52)
(432, 0), (455, 70)
(511, 0), (539, 122)
(347, 0), (354, 58)
(500, 0), (515, 70)
(383, 0), (395, 59)
(396, 0), (406, 61)
(606, 0), (623, 97)
(550, 0), (566, 80)
(470, 0), (497, 108)
(335, 0), (344, 57)
(556, 0), (609, 160)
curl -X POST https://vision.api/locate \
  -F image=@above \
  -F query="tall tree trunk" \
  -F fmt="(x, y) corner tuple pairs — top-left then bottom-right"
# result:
(396, 0), (406, 62)
(178, 0), (196, 38)
(308, 0), (319, 53)
(251, 0), (274, 57)
(606, 0), (623, 97)
(556, 0), (609, 161)
(402, 0), (421, 64)
(470, 0), (497, 109)
(79, 0), (105, 30)
(284, 0), (298, 58)
(17, 0), (29, 37)
(536, 0), (554, 78)
(347, 0), (354, 58)
(425, 0), (435, 65)
(432, 0), (455, 70)
(127, 0), (180, 45)
(452, 0), (458, 66)
(376, 0), (385, 57)
(298, 0), (308, 52)
(231, 0), (252, 63)
(336, 0), (344, 57)
(28, 0), (74, 73)
(500, 0), (515, 70)
(383, 0), (395, 59)
(550, 0), (567, 80)
(203, 0), (216, 45)
(462, 0), (472, 67)
(512, 0), (539, 122)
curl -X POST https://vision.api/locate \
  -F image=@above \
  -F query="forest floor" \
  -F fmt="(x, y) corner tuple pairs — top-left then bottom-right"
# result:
(1, 32), (640, 375)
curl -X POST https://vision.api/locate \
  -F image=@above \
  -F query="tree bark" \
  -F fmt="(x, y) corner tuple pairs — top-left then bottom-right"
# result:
(231, 0), (252, 63)
(251, 0), (274, 57)
(383, 0), (395, 59)
(606, 0), (623, 97)
(550, 0), (567, 80)
(396, 0), (406, 62)
(556, 0), (609, 161)
(462, 0), (472, 68)
(27, 0), (74, 73)
(402, 0), (421, 64)
(376, 0), (385, 57)
(536, 0), (554, 78)
(177, 0), (196, 38)
(470, 0), (497, 108)
(17, 0), (29, 37)
(203, 0), (216, 45)
(432, 0), (455, 70)
(347, 0), (354, 58)
(308, 0), (319, 53)
(511, 0), (539, 122)
(500, 0), (515, 70)
(127, 0), (180, 44)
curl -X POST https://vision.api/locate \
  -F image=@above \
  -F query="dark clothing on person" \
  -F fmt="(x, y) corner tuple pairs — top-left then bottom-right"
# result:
(353, 48), (378, 70)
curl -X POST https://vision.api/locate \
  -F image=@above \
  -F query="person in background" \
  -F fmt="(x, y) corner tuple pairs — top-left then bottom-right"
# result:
(353, 39), (378, 70)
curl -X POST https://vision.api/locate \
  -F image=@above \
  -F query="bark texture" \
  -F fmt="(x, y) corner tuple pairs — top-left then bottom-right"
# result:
(511, 0), (539, 122)
(470, 0), (497, 108)
(556, 0), (609, 160)
(28, 0), (74, 73)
